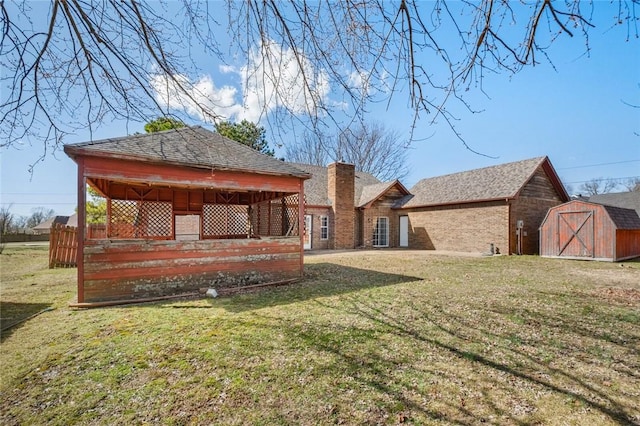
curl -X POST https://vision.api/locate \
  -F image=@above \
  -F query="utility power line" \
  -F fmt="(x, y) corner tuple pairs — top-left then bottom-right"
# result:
(558, 159), (640, 170)
(564, 176), (640, 184)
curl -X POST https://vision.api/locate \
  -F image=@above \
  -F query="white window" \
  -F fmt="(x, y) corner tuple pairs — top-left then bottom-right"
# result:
(373, 217), (389, 247)
(320, 216), (329, 240)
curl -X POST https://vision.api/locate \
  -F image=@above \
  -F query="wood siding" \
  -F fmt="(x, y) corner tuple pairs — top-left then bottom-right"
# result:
(511, 167), (566, 255)
(616, 230), (640, 261)
(540, 200), (640, 261)
(510, 197), (564, 255)
(83, 156), (303, 193)
(82, 238), (302, 302)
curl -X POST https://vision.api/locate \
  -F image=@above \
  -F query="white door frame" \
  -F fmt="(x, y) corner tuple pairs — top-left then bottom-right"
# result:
(304, 215), (312, 250)
(373, 217), (389, 248)
(399, 215), (409, 247)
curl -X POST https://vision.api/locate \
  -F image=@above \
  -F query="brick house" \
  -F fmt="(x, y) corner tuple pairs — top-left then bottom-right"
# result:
(398, 156), (569, 255)
(301, 156), (568, 255)
(294, 162), (410, 250)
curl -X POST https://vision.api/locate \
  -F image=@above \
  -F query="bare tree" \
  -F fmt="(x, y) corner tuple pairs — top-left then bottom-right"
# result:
(622, 177), (640, 192)
(0, 205), (14, 235)
(1, 1), (222, 166)
(286, 122), (409, 181)
(285, 131), (334, 167)
(1, 1), (637, 160)
(336, 122), (409, 181)
(579, 178), (620, 196)
(26, 207), (56, 228)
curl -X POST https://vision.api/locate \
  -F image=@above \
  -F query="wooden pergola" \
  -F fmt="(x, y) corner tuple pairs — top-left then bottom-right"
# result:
(64, 127), (309, 305)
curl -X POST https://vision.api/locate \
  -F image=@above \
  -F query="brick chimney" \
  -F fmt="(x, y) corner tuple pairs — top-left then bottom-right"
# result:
(328, 162), (355, 249)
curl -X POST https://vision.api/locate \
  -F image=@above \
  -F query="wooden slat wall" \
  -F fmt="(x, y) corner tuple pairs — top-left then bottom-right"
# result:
(83, 156), (303, 193)
(539, 200), (636, 261)
(82, 238), (302, 302)
(615, 229), (640, 261)
(49, 224), (78, 268)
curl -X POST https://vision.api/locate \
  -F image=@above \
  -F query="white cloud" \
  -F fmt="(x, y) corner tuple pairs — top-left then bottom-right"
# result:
(218, 64), (236, 74)
(348, 70), (369, 96)
(150, 39), (331, 123)
(238, 40), (331, 121)
(150, 73), (242, 122)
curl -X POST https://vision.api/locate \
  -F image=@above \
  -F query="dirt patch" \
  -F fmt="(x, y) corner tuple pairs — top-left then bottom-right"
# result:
(593, 287), (640, 306)
(570, 265), (640, 288)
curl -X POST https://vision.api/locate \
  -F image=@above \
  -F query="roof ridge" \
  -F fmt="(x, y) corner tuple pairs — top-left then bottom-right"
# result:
(414, 156), (546, 183)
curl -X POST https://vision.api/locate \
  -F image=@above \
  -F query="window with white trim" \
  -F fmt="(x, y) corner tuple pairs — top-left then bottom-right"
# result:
(320, 216), (329, 240)
(373, 217), (389, 247)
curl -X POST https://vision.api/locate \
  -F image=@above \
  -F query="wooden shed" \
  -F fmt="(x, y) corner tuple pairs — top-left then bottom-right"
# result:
(64, 126), (310, 305)
(539, 200), (640, 261)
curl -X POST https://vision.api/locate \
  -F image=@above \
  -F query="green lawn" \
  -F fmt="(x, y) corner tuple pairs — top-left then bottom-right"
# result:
(1, 246), (639, 425)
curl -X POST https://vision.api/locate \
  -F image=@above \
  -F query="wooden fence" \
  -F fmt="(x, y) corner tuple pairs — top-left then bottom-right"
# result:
(87, 224), (107, 239)
(49, 223), (78, 268)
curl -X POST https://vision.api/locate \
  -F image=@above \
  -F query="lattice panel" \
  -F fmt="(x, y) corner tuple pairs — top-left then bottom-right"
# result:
(109, 200), (172, 239)
(250, 194), (300, 237)
(251, 203), (270, 236)
(203, 204), (249, 237)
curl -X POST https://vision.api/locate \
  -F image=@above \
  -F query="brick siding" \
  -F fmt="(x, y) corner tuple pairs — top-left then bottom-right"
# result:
(359, 189), (405, 248)
(304, 206), (332, 250)
(328, 163), (355, 249)
(406, 202), (510, 254)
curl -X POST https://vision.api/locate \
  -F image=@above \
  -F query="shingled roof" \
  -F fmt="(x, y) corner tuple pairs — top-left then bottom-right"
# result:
(589, 191), (640, 216)
(357, 181), (410, 208)
(290, 163), (381, 206)
(64, 126), (310, 179)
(401, 156), (566, 208)
(601, 204), (640, 229)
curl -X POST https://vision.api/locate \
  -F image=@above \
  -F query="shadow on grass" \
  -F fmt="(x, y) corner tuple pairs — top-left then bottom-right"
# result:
(1, 302), (53, 340)
(213, 262), (423, 313)
(293, 293), (638, 425)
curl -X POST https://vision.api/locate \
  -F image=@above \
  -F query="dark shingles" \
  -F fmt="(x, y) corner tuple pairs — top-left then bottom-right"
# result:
(402, 157), (548, 208)
(601, 204), (640, 229)
(65, 126), (310, 179)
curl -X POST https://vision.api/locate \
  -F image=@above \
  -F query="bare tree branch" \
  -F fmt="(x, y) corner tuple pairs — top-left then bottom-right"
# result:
(0, 0), (636, 161)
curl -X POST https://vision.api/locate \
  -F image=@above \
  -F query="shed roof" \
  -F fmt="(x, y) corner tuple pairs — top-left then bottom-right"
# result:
(601, 204), (640, 229)
(589, 191), (640, 216)
(290, 163), (381, 206)
(401, 156), (567, 208)
(64, 126), (310, 179)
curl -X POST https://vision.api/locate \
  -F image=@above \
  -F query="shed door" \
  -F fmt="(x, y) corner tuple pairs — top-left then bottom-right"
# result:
(557, 211), (594, 258)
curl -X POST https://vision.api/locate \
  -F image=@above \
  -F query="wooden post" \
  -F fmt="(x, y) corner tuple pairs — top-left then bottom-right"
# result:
(76, 158), (86, 303)
(298, 180), (305, 278)
(49, 223), (57, 268)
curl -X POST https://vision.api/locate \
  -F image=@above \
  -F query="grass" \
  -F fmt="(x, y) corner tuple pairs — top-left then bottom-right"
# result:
(1, 246), (639, 425)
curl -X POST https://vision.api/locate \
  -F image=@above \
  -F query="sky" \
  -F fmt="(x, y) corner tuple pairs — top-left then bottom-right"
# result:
(1, 1), (639, 220)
